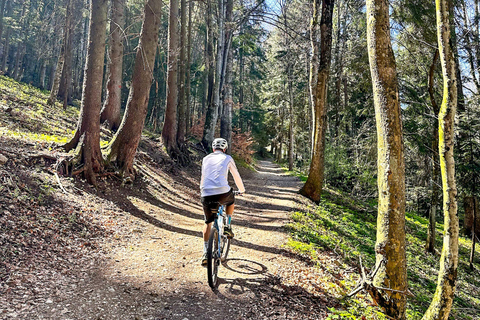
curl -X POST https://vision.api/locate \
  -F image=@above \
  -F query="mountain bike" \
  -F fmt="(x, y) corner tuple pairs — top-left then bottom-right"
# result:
(206, 192), (240, 288)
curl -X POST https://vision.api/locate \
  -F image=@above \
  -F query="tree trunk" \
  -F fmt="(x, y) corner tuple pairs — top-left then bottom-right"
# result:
(422, 0), (459, 317)
(58, 0), (75, 109)
(161, 0), (180, 153)
(220, 0), (233, 152)
(464, 196), (480, 239)
(176, 0), (187, 147)
(48, 0), (71, 106)
(426, 49), (440, 253)
(203, 0), (225, 150)
(299, 0), (334, 203)
(469, 197), (478, 270)
(105, 0), (162, 178)
(100, 0), (125, 130)
(0, 0), (6, 51)
(201, 0), (215, 150)
(39, 59), (46, 90)
(365, 0), (407, 317)
(63, 0), (108, 185)
(288, 73), (294, 171)
(185, 0), (193, 135)
(1, 25), (9, 73)
(47, 45), (65, 105)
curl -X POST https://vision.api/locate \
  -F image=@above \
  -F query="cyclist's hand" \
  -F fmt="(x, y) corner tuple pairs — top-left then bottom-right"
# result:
(233, 191), (243, 196)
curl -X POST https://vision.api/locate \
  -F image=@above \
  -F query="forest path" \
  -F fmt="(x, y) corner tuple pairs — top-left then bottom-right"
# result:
(34, 160), (336, 319)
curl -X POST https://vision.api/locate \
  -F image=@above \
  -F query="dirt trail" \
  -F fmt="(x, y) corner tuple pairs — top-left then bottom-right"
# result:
(28, 160), (335, 320)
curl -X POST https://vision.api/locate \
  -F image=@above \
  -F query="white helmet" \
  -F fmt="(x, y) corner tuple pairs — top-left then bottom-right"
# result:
(212, 138), (228, 151)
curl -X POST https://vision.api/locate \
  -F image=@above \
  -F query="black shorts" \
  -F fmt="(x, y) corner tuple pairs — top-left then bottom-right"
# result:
(201, 188), (235, 224)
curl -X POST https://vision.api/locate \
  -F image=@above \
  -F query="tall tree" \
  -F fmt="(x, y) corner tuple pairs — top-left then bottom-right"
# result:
(105, 0), (162, 178)
(299, 0), (335, 203)
(176, 0), (187, 147)
(220, 0), (233, 150)
(202, 0), (226, 150)
(366, 0), (407, 317)
(426, 49), (441, 253)
(100, 0), (125, 130)
(161, 0), (180, 154)
(422, 0), (459, 317)
(47, 0), (71, 105)
(58, 0), (75, 109)
(63, 0), (108, 185)
(201, 0), (215, 150)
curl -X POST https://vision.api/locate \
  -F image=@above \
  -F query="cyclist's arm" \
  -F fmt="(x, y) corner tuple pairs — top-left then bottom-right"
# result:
(228, 159), (245, 194)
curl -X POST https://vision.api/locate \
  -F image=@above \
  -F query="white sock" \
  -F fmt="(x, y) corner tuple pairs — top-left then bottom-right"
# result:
(203, 241), (208, 253)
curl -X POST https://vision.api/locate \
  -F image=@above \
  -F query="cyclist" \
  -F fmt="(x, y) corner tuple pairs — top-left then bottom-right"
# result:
(200, 138), (245, 266)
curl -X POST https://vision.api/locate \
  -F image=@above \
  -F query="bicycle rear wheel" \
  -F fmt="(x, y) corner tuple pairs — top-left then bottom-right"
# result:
(207, 227), (220, 288)
(221, 236), (230, 262)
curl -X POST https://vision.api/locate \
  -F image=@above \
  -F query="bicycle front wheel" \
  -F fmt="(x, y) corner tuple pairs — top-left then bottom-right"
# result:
(207, 227), (220, 288)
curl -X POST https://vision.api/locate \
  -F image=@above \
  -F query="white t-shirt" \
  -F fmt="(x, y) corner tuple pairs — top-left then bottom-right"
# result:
(200, 151), (246, 197)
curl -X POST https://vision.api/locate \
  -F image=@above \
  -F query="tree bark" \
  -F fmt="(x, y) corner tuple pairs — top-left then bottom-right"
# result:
(366, 0), (407, 317)
(185, 0), (193, 134)
(105, 0), (162, 178)
(1, 26), (8, 73)
(63, 0), (108, 185)
(299, 0), (334, 203)
(176, 0), (187, 147)
(220, 0), (233, 152)
(203, 0), (225, 150)
(0, 0), (6, 51)
(58, 0), (75, 109)
(422, 0), (459, 317)
(201, 0), (215, 150)
(47, 45), (65, 105)
(48, 0), (71, 106)
(100, 0), (125, 130)
(469, 197), (477, 270)
(426, 49), (440, 253)
(288, 73), (294, 171)
(161, 0), (180, 153)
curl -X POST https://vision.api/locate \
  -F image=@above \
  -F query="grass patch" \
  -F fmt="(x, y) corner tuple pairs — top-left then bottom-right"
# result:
(286, 188), (480, 319)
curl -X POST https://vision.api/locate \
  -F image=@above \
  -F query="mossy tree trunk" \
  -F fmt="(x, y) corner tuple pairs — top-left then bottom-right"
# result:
(63, 0), (108, 185)
(105, 0), (162, 178)
(100, 0), (125, 131)
(299, 0), (334, 203)
(422, 0), (459, 318)
(366, 0), (407, 317)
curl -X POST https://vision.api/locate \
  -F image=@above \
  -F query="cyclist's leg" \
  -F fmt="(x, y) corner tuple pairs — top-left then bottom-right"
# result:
(217, 189), (235, 238)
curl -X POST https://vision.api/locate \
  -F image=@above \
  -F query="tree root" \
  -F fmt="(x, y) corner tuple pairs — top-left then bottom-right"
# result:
(346, 257), (413, 315)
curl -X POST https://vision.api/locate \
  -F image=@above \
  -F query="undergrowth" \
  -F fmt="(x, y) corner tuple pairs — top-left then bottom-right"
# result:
(286, 187), (480, 319)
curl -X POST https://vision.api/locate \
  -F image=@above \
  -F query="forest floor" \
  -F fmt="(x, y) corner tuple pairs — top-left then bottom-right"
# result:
(0, 76), (343, 319)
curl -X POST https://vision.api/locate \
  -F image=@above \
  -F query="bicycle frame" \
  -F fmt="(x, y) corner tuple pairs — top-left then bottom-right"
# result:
(213, 205), (226, 258)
